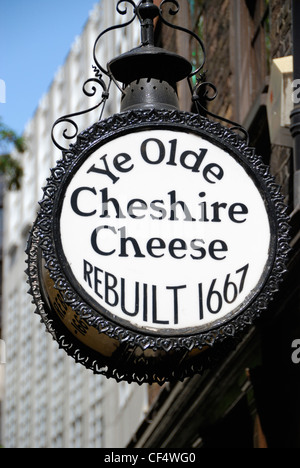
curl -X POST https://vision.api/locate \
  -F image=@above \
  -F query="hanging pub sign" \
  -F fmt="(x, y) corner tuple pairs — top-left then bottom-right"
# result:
(26, 0), (290, 384)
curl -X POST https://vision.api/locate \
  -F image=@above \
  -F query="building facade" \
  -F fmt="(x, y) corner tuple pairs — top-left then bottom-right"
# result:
(1, 1), (148, 448)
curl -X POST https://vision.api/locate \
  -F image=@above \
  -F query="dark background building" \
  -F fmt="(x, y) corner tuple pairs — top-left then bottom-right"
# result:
(128, 0), (300, 449)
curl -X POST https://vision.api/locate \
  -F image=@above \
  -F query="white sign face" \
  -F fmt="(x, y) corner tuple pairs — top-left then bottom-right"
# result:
(60, 129), (271, 334)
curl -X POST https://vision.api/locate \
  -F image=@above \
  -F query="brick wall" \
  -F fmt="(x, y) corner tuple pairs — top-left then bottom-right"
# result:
(201, 0), (232, 119)
(270, 0), (292, 59)
(201, 0), (293, 205)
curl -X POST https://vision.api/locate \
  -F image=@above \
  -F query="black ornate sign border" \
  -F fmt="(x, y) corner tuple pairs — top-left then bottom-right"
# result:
(27, 109), (290, 384)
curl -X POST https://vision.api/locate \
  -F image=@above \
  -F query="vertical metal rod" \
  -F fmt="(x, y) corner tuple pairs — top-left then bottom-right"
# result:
(290, 0), (300, 210)
(138, 0), (159, 46)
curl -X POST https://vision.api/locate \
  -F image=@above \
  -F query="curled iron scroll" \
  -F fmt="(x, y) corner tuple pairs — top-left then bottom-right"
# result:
(191, 80), (250, 144)
(158, 0), (206, 76)
(157, 0), (249, 143)
(51, 0), (138, 151)
(93, 0), (138, 76)
(51, 69), (111, 151)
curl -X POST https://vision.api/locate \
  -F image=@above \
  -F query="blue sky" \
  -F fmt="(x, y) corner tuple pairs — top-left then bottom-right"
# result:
(0, 0), (98, 136)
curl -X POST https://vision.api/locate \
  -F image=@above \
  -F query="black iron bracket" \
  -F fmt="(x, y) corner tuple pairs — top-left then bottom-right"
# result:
(51, 0), (249, 153)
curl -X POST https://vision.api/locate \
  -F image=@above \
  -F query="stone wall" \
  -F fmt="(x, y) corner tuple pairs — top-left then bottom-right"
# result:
(201, 0), (232, 119)
(270, 0), (292, 59)
(270, 0), (293, 206)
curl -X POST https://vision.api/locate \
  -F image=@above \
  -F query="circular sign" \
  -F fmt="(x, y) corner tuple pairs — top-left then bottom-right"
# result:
(59, 129), (271, 334)
(27, 109), (290, 383)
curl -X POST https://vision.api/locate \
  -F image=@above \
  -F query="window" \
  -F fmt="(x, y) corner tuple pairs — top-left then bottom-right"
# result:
(118, 381), (132, 409)
(88, 404), (103, 448)
(69, 416), (83, 449)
